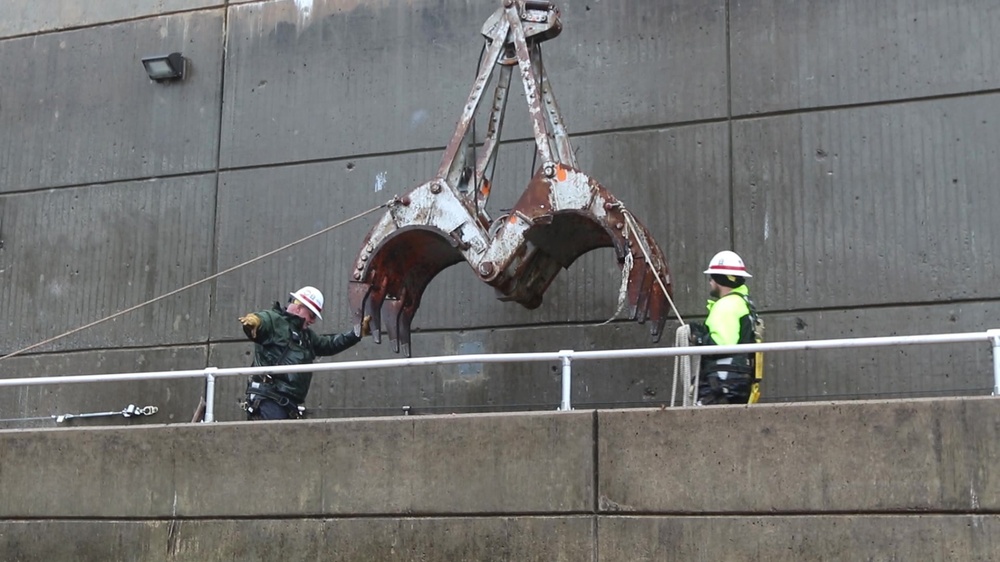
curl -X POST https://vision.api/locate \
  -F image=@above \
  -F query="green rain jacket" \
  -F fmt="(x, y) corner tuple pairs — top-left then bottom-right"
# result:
(245, 303), (361, 404)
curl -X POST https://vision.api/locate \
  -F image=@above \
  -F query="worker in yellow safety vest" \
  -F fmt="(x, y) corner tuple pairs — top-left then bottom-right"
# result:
(689, 250), (764, 405)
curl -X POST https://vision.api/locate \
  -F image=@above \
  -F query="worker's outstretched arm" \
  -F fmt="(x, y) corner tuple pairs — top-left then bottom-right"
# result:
(312, 316), (371, 356)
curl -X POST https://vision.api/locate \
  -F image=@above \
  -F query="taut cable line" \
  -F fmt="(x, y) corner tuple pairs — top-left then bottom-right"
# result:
(0, 204), (387, 362)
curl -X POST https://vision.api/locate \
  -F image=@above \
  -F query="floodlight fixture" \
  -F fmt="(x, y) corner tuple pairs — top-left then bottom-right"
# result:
(141, 52), (186, 82)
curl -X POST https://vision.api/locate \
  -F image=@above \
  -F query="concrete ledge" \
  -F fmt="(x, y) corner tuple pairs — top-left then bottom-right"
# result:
(0, 410), (595, 518)
(0, 517), (594, 562)
(598, 397), (1000, 513)
(599, 515), (1000, 562)
(0, 521), (168, 561)
(0, 426), (176, 518)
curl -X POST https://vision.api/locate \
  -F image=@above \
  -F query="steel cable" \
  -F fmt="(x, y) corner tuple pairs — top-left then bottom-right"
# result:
(0, 203), (387, 362)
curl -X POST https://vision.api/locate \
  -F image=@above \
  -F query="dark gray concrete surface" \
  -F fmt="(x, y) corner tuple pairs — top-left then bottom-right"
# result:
(0, 0), (998, 423)
(0, 12), (224, 191)
(761, 301), (999, 402)
(730, 0), (1000, 114)
(4, 0), (999, 559)
(0, 517), (594, 562)
(0, 177), (217, 353)
(4, 514), (998, 561)
(0, 520), (169, 562)
(598, 398), (1000, 513)
(734, 94), (1000, 311)
(0, 346), (208, 430)
(1, 427), (178, 518)
(599, 515), (1000, 562)
(1, 1), (222, 38)
(0, 410), (594, 518)
(219, 0), (727, 168)
(3, 400), (1000, 560)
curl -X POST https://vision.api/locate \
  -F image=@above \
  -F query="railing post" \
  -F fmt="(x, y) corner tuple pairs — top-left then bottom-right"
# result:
(204, 367), (217, 423)
(989, 330), (1000, 397)
(559, 350), (573, 411)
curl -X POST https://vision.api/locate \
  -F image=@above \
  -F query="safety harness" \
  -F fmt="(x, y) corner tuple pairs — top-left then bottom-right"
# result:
(738, 293), (765, 404)
(242, 304), (312, 418)
(698, 292), (765, 403)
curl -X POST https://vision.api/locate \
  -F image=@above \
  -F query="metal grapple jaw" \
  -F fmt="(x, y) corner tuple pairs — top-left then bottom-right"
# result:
(348, 0), (673, 356)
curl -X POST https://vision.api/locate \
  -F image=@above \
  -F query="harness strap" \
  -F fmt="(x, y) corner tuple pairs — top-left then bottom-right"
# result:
(701, 362), (754, 376)
(245, 379), (294, 407)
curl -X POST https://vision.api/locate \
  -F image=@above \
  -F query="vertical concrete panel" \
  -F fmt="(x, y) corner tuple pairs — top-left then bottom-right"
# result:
(0, 521), (169, 562)
(1, 1), (221, 37)
(598, 515), (1000, 562)
(0, 12), (223, 191)
(731, 0), (1000, 114)
(0, 347), (208, 430)
(308, 517), (594, 562)
(0, 427), (176, 518)
(167, 519), (326, 561)
(315, 412), (594, 515)
(172, 422), (327, 516)
(219, 0), (492, 168)
(758, 304), (998, 403)
(733, 95), (1000, 311)
(220, 0), (726, 168)
(598, 399), (1000, 513)
(530, 0), (728, 130)
(0, 517), (594, 562)
(171, 412), (594, 516)
(0, 177), (216, 354)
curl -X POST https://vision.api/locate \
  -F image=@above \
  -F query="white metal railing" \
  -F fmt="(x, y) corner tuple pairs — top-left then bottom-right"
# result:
(1, 330), (998, 422)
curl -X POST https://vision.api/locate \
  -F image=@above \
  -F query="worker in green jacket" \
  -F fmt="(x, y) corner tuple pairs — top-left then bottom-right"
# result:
(238, 285), (371, 420)
(689, 251), (762, 405)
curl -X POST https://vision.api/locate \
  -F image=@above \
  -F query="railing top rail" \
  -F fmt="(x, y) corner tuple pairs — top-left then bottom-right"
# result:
(0, 330), (995, 388)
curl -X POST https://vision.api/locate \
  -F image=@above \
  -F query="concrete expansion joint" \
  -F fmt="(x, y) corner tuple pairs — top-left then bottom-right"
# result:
(598, 496), (636, 513)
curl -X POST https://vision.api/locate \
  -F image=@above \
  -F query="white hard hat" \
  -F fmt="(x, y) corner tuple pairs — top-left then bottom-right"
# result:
(703, 250), (752, 278)
(290, 286), (324, 319)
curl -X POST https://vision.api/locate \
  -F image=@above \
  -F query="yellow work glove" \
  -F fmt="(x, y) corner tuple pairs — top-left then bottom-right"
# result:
(355, 315), (372, 338)
(362, 315), (372, 337)
(239, 313), (262, 340)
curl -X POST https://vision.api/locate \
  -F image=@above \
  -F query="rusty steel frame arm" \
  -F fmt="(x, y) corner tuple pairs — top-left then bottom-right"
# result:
(439, 14), (511, 191)
(472, 62), (513, 214)
(349, 0), (673, 356)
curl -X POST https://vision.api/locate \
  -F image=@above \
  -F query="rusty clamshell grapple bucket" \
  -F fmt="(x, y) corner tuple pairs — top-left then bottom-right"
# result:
(349, 0), (673, 356)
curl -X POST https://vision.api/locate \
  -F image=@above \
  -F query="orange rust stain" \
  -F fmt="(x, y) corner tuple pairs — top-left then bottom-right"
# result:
(556, 166), (568, 182)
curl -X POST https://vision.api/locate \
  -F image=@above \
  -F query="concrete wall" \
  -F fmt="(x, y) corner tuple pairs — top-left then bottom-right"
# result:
(2, 398), (999, 560)
(1, 0), (999, 426)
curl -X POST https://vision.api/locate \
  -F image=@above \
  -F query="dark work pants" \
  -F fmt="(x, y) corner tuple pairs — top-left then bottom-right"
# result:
(247, 398), (297, 421)
(697, 372), (751, 405)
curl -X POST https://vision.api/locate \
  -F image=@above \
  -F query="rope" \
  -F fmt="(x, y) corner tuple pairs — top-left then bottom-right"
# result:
(610, 204), (702, 407)
(601, 244), (632, 326)
(670, 324), (699, 407)
(618, 207), (684, 325)
(0, 203), (388, 362)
